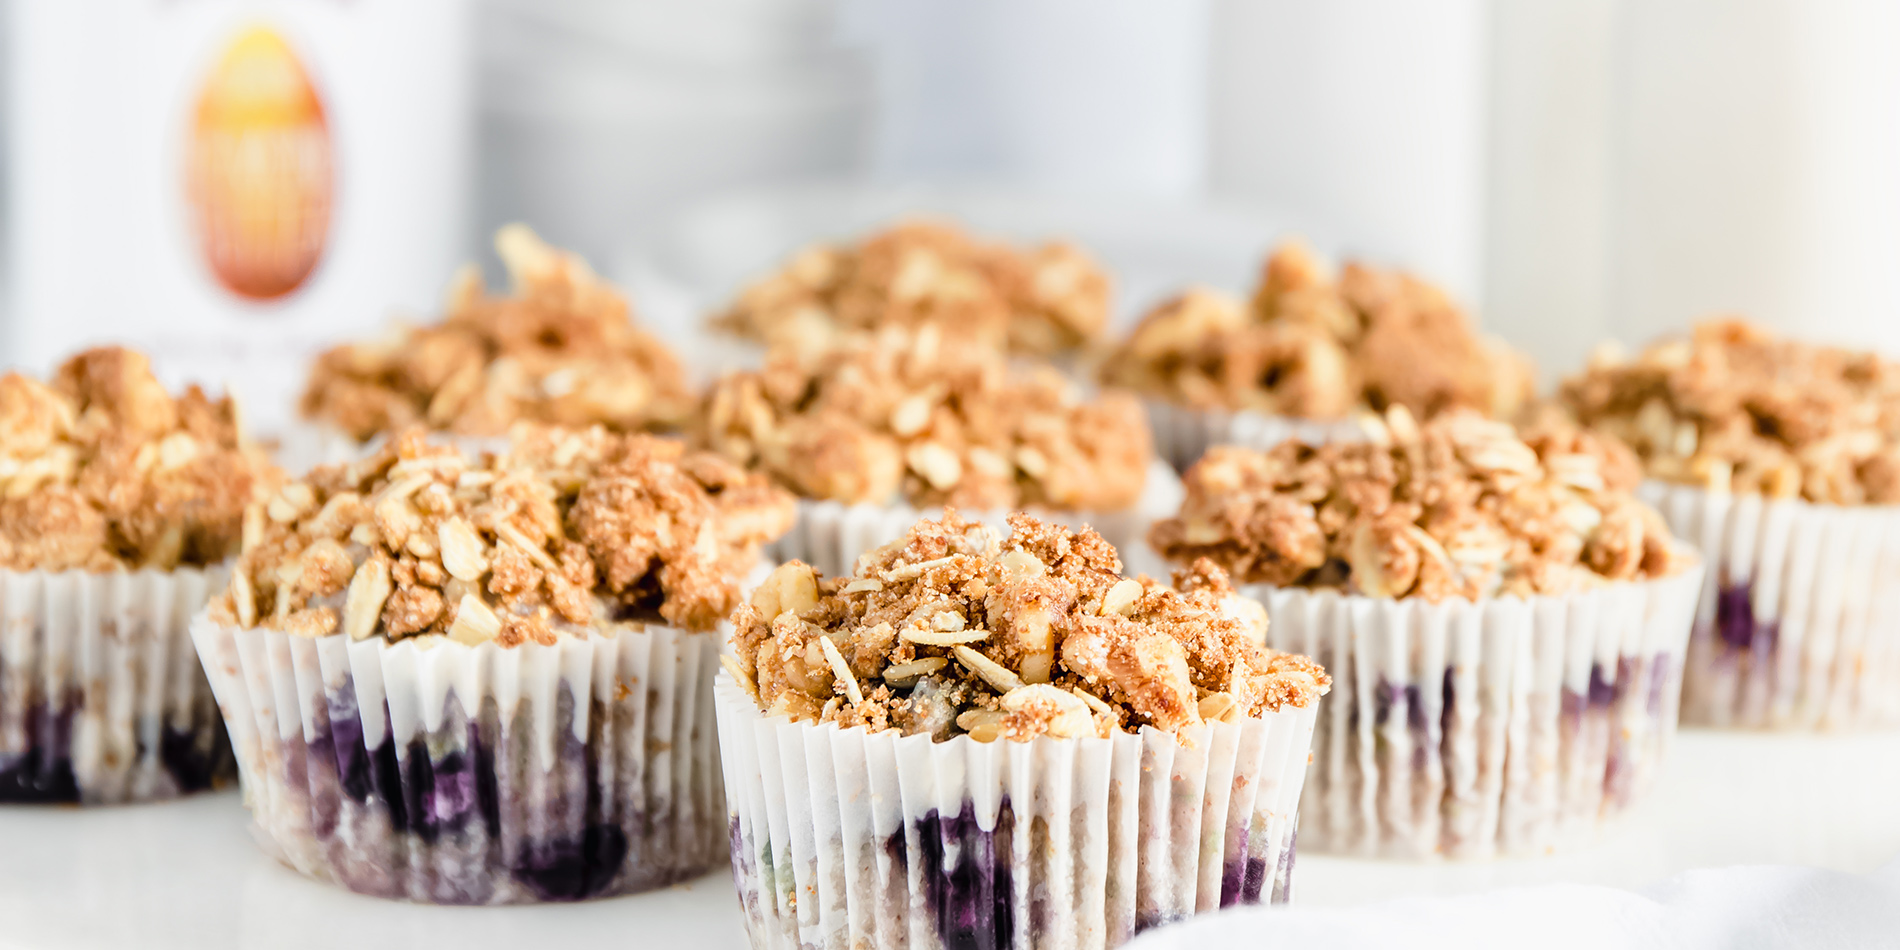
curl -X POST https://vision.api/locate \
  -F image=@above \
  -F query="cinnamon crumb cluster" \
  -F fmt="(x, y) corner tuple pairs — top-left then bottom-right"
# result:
(206, 426), (795, 643)
(699, 324), (1152, 511)
(1101, 241), (1534, 422)
(1562, 319), (1900, 505)
(713, 220), (1111, 356)
(301, 225), (695, 443)
(725, 512), (1329, 742)
(1150, 408), (1689, 601)
(0, 347), (277, 572)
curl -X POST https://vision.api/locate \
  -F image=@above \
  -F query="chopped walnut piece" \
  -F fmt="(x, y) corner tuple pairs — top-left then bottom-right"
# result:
(698, 324), (1152, 511)
(208, 426), (794, 643)
(301, 225), (694, 444)
(727, 511), (1329, 741)
(1101, 240), (1534, 423)
(1561, 319), (1900, 505)
(713, 220), (1111, 357)
(0, 347), (277, 572)
(1150, 408), (1694, 602)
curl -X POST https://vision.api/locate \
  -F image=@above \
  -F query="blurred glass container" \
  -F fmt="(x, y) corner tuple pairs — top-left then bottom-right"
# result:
(4, 0), (472, 436)
(475, 0), (871, 272)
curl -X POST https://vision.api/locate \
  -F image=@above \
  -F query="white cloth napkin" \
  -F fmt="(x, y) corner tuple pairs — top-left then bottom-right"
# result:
(1128, 859), (1900, 950)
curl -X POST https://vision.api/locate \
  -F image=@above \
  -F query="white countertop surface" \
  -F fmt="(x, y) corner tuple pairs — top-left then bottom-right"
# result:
(3, 729), (1897, 950)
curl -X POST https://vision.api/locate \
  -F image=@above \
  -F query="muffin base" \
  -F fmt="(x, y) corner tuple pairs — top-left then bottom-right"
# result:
(192, 617), (723, 903)
(1643, 482), (1900, 730)
(715, 674), (1318, 950)
(1246, 565), (1703, 860)
(0, 568), (234, 805)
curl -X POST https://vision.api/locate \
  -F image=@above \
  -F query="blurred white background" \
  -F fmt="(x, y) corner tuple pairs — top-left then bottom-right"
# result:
(8, 0), (1900, 415)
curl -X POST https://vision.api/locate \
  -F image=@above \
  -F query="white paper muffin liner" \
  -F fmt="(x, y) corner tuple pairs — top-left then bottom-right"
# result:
(714, 673), (1320, 950)
(0, 566), (233, 804)
(1142, 401), (1370, 474)
(1244, 564), (1704, 860)
(770, 459), (1185, 580)
(1641, 482), (1900, 730)
(191, 616), (724, 904)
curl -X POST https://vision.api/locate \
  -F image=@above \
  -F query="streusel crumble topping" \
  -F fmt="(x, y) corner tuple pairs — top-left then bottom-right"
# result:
(714, 220), (1111, 356)
(301, 225), (694, 443)
(0, 347), (276, 572)
(1561, 319), (1900, 505)
(1101, 241), (1533, 422)
(725, 512), (1328, 742)
(206, 426), (794, 642)
(700, 324), (1152, 511)
(1150, 408), (1689, 601)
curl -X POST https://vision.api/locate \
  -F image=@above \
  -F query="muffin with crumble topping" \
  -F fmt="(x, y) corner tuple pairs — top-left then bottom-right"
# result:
(288, 224), (695, 469)
(191, 426), (793, 903)
(0, 346), (277, 803)
(699, 322), (1181, 576)
(712, 219), (1112, 360)
(1563, 319), (1900, 729)
(1150, 408), (1702, 860)
(715, 511), (1327, 950)
(1101, 240), (1534, 471)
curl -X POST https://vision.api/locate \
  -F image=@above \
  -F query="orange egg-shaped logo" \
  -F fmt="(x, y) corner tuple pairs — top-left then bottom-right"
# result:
(185, 26), (333, 301)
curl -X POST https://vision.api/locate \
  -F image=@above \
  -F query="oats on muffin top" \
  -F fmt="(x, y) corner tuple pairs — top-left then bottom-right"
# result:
(301, 225), (694, 444)
(0, 346), (276, 572)
(699, 324), (1152, 512)
(207, 426), (795, 642)
(1101, 241), (1533, 422)
(714, 220), (1111, 357)
(725, 512), (1328, 742)
(1150, 408), (1689, 601)
(1562, 319), (1900, 505)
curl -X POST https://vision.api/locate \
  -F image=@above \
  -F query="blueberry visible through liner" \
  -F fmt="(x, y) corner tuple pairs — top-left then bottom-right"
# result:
(898, 798), (1016, 950)
(0, 699), (79, 803)
(158, 717), (234, 793)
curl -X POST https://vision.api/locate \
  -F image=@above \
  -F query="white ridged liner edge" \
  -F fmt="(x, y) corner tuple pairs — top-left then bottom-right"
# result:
(1245, 564), (1703, 860)
(714, 673), (1319, 950)
(1643, 481), (1900, 730)
(1143, 400), (1370, 473)
(0, 566), (228, 803)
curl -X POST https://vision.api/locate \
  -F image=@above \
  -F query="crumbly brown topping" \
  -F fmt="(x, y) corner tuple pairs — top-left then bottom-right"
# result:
(725, 512), (1328, 742)
(1561, 319), (1900, 505)
(713, 220), (1111, 357)
(699, 324), (1152, 511)
(206, 426), (795, 642)
(0, 347), (278, 572)
(1101, 241), (1534, 422)
(1149, 408), (1690, 601)
(301, 225), (694, 443)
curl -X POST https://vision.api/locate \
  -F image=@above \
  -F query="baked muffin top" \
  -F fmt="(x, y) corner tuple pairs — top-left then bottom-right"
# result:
(1150, 408), (1688, 601)
(207, 426), (795, 642)
(713, 220), (1111, 357)
(301, 225), (694, 443)
(1562, 319), (1900, 505)
(1101, 241), (1533, 422)
(0, 347), (276, 572)
(699, 324), (1152, 512)
(725, 511), (1328, 742)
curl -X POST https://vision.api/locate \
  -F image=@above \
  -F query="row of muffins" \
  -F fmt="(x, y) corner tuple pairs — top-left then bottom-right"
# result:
(0, 218), (1882, 941)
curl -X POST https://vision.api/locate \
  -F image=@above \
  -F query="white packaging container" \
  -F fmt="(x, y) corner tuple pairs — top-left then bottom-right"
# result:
(5, 0), (472, 436)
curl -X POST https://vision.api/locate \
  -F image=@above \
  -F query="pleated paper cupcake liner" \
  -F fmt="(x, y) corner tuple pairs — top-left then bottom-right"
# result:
(0, 567), (234, 804)
(770, 459), (1184, 579)
(1142, 400), (1369, 474)
(1642, 482), (1900, 730)
(714, 673), (1319, 950)
(191, 616), (724, 904)
(1245, 564), (1704, 860)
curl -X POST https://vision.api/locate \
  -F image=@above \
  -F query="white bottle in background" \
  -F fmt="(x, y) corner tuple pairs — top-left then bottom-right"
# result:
(1207, 0), (1489, 307)
(5, 0), (472, 436)
(1608, 0), (1900, 356)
